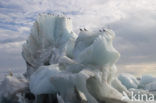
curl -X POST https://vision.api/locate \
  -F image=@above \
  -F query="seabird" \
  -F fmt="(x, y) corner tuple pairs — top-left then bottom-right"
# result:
(99, 30), (102, 32)
(80, 29), (83, 31)
(84, 28), (87, 31)
(103, 29), (106, 32)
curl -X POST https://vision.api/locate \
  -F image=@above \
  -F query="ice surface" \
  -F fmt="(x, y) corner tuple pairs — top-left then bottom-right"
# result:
(29, 64), (59, 94)
(145, 81), (156, 91)
(0, 75), (28, 98)
(30, 64), (98, 103)
(139, 75), (156, 89)
(118, 73), (139, 89)
(73, 29), (120, 66)
(22, 14), (77, 78)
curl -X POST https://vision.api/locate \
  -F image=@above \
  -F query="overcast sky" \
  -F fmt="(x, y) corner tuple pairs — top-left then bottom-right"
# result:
(0, 0), (156, 76)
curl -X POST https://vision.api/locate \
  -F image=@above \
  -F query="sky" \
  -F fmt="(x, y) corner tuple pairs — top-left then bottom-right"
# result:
(0, 0), (156, 77)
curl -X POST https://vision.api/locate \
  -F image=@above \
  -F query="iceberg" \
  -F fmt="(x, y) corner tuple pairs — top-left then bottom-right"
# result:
(29, 64), (59, 94)
(118, 73), (139, 89)
(22, 14), (77, 78)
(0, 74), (28, 102)
(138, 75), (156, 89)
(23, 14), (129, 103)
(0, 75), (28, 97)
(145, 81), (156, 91)
(2, 14), (155, 103)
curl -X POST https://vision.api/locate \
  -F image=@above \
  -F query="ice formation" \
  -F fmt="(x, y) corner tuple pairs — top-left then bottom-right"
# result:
(22, 15), (77, 78)
(0, 74), (28, 102)
(22, 14), (130, 103)
(1, 14), (156, 103)
(145, 81), (156, 91)
(118, 73), (139, 89)
(139, 75), (156, 89)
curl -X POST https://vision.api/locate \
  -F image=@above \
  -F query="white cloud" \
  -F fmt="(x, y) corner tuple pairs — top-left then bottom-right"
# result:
(118, 63), (156, 77)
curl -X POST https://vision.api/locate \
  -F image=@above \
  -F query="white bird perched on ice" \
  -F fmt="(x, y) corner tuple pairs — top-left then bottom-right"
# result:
(103, 29), (106, 32)
(84, 28), (88, 31)
(80, 28), (83, 31)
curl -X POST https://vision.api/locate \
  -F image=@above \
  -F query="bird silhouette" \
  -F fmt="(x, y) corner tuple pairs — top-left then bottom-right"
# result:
(84, 28), (87, 31)
(103, 29), (106, 32)
(80, 29), (83, 31)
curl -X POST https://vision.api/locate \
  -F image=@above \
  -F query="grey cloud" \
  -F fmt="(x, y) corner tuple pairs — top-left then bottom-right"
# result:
(110, 12), (156, 64)
(0, 0), (156, 73)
